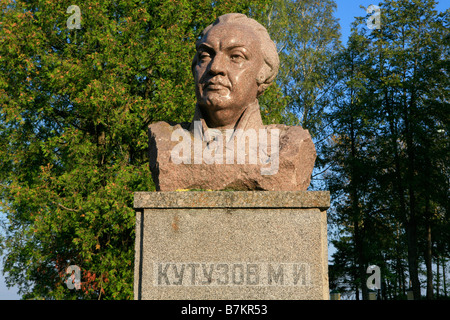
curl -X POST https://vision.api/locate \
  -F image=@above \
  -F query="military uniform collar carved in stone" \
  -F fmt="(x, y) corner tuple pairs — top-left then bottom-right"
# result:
(189, 101), (264, 143)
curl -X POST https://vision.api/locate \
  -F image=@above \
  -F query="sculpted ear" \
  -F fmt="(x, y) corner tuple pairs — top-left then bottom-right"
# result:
(256, 65), (272, 97)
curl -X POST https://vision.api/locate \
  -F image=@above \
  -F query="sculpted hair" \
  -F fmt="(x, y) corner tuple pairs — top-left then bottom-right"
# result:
(192, 13), (279, 97)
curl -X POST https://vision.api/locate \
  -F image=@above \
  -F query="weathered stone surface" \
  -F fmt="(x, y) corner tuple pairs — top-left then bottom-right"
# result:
(134, 191), (330, 300)
(148, 121), (316, 191)
(134, 190), (330, 210)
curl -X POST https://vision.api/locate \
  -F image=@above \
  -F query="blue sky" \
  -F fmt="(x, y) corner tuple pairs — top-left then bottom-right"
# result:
(1, 0), (448, 300)
(336, 0), (381, 41)
(336, 0), (449, 43)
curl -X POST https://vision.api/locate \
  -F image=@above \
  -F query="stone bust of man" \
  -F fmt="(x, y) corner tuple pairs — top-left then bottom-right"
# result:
(148, 13), (316, 191)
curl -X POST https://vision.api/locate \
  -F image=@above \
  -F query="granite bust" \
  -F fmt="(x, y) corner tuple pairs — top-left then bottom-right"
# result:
(148, 13), (316, 191)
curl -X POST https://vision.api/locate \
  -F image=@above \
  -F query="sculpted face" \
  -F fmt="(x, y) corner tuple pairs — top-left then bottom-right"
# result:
(193, 23), (264, 129)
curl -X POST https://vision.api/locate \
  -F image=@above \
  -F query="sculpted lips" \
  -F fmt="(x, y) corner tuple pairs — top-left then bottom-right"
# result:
(204, 79), (230, 91)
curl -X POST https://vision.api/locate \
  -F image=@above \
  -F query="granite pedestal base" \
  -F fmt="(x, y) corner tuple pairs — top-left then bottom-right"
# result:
(134, 191), (330, 300)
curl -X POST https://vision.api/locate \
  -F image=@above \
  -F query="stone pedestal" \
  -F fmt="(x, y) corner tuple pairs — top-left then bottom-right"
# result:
(134, 191), (330, 300)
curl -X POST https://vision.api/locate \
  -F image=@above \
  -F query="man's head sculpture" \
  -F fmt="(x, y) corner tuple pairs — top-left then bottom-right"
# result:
(191, 13), (279, 129)
(148, 13), (317, 191)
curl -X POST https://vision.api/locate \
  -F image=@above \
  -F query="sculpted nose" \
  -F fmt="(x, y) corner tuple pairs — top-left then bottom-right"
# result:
(209, 53), (226, 75)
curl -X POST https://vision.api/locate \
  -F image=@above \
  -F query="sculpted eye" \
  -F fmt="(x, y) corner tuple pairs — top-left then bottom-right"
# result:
(199, 52), (210, 62)
(229, 51), (246, 62)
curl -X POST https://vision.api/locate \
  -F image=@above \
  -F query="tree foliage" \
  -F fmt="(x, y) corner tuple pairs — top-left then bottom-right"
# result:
(326, 0), (449, 299)
(257, 0), (341, 137)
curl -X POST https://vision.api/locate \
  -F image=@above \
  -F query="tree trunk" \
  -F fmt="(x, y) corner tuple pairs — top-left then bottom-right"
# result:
(436, 256), (440, 299)
(406, 218), (421, 299)
(348, 53), (368, 300)
(404, 116), (421, 300)
(345, 53), (367, 301)
(424, 143), (433, 299)
(386, 90), (408, 300)
(443, 259), (447, 298)
(425, 222), (433, 299)
(399, 24), (421, 300)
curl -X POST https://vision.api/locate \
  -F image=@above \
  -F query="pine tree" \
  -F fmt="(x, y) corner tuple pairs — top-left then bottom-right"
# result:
(326, 0), (449, 300)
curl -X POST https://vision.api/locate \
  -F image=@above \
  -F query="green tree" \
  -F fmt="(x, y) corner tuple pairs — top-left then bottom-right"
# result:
(366, 0), (449, 299)
(326, 0), (449, 299)
(0, 0), (281, 299)
(256, 0), (341, 135)
(324, 27), (380, 299)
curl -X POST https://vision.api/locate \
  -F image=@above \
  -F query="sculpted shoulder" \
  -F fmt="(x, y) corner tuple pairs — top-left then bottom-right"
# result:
(265, 124), (314, 149)
(148, 121), (191, 138)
